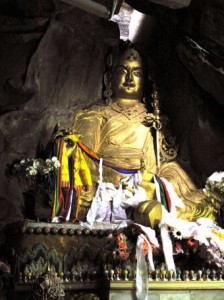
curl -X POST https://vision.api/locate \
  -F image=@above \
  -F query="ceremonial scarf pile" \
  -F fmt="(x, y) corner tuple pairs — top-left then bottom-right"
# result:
(52, 134), (140, 222)
(154, 174), (180, 272)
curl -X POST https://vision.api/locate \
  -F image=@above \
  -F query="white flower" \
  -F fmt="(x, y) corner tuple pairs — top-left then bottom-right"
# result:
(172, 228), (183, 240)
(43, 168), (49, 175)
(54, 161), (60, 168)
(208, 172), (224, 183)
(29, 168), (38, 176)
(51, 156), (58, 162)
(20, 159), (25, 165)
(33, 159), (40, 169)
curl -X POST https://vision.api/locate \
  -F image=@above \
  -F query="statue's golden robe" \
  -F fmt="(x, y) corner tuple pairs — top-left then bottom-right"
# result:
(73, 102), (157, 186)
(71, 102), (159, 221)
(72, 102), (218, 223)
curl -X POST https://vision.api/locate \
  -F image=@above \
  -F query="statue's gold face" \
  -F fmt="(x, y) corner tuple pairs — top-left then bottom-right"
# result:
(110, 58), (144, 100)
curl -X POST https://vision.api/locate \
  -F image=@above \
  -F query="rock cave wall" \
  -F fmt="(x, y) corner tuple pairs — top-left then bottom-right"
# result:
(0, 0), (119, 230)
(0, 0), (223, 231)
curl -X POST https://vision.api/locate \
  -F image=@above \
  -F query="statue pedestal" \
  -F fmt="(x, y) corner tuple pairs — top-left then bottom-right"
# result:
(109, 281), (224, 299)
(13, 281), (224, 300)
(6, 221), (224, 299)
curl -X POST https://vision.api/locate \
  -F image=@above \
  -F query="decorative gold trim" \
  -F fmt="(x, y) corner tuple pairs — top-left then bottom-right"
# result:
(109, 280), (224, 290)
(16, 281), (224, 291)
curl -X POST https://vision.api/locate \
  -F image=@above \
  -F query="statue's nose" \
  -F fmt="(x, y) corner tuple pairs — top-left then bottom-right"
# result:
(125, 69), (134, 83)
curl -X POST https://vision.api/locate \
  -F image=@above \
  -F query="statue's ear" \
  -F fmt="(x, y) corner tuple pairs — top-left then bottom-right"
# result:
(103, 71), (113, 102)
(106, 53), (113, 68)
(103, 71), (111, 89)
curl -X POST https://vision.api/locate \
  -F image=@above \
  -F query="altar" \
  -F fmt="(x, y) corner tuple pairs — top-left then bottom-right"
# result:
(6, 221), (224, 300)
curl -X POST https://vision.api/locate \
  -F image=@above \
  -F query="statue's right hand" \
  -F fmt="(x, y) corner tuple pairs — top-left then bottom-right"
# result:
(52, 128), (75, 141)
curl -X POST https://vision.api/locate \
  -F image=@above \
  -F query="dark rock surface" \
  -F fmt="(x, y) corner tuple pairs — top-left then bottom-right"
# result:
(0, 2), (119, 229)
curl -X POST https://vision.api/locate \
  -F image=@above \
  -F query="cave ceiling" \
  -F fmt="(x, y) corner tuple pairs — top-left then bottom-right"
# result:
(124, 0), (224, 108)
(0, 0), (224, 109)
(0, 0), (223, 126)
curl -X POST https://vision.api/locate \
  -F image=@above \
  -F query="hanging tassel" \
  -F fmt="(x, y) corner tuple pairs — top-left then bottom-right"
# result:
(160, 225), (176, 272)
(136, 234), (148, 300)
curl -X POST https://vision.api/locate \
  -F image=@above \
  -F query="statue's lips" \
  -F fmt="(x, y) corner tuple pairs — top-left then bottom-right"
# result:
(122, 83), (136, 89)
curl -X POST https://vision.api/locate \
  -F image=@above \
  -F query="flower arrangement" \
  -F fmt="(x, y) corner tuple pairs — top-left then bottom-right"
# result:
(12, 157), (60, 176)
(204, 171), (224, 200)
(115, 233), (130, 260)
(105, 225), (157, 269)
(103, 226), (151, 280)
(104, 220), (224, 278)
(169, 224), (224, 271)
(6, 156), (60, 191)
(5, 156), (60, 219)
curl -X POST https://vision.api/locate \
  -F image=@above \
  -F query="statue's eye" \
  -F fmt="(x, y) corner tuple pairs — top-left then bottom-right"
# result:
(114, 66), (127, 75)
(118, 69), (126, 75)
(133, 71), (143, 77)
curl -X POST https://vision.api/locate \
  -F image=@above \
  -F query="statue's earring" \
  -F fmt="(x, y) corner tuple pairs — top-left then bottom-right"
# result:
(104, 88), (113, 105)
(103, 72), (113, 105)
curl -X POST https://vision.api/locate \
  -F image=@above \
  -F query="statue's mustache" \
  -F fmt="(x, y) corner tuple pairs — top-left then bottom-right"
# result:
(122, 82), (135, 88)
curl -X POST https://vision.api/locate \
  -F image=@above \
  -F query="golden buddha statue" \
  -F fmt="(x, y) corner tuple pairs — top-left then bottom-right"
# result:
(70, 45), (161, 223)
(52, 42), (219, 228)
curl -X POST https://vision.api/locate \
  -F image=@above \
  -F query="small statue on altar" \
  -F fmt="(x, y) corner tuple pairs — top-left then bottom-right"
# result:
(51, 41), (217, 227)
